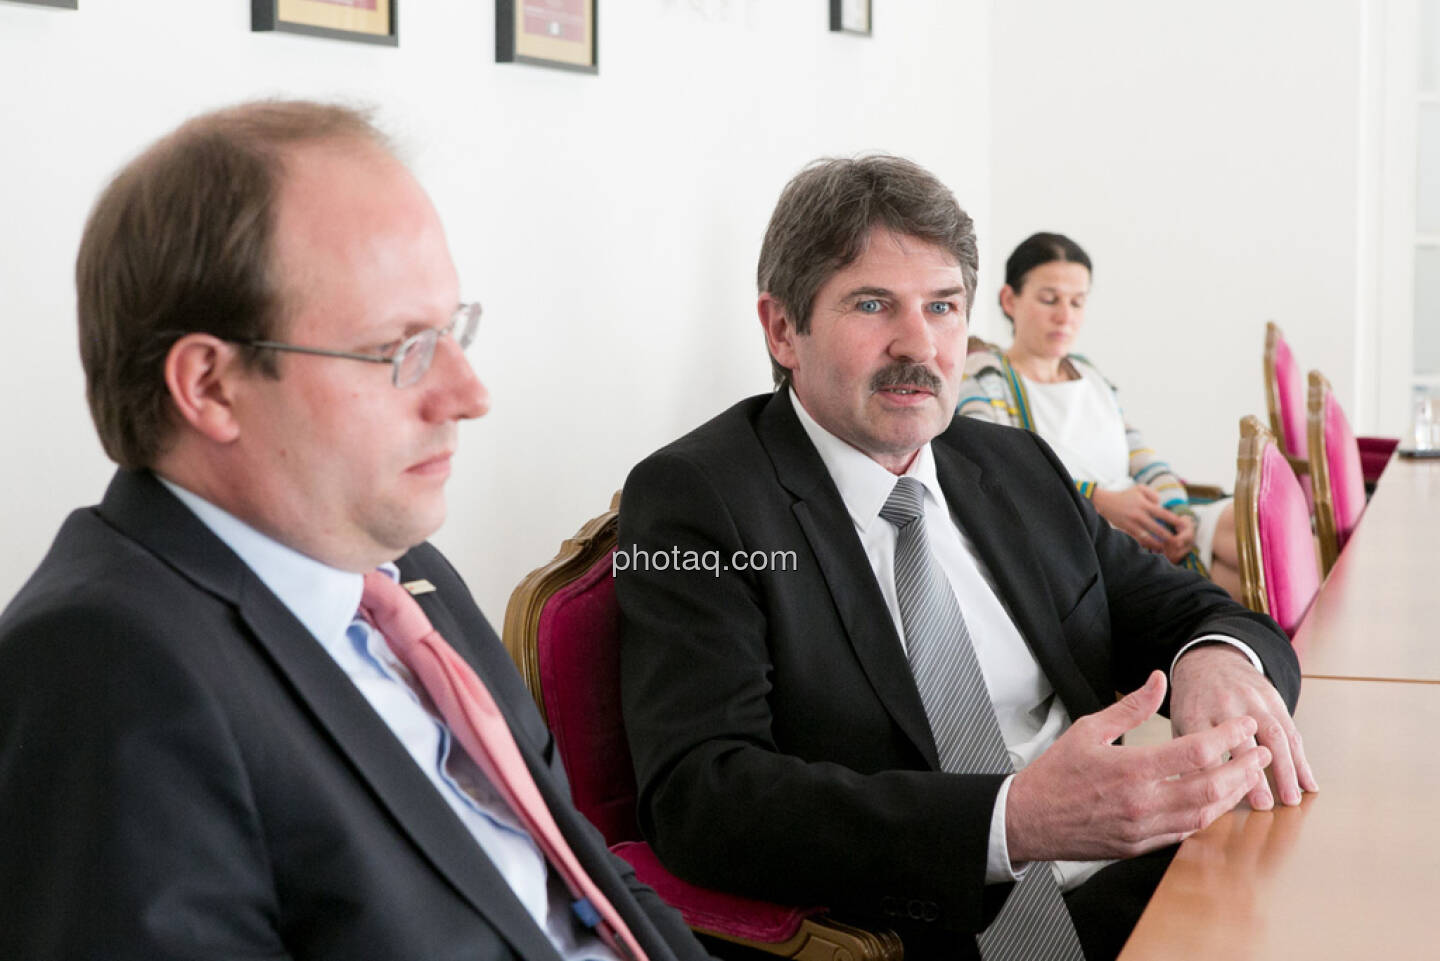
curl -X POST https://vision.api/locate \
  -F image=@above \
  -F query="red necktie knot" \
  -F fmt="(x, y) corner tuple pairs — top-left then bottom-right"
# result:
(359, 570), (432, 657)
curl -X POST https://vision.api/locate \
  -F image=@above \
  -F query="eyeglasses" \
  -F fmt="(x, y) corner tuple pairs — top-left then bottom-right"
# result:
(242, 303), (481, 389)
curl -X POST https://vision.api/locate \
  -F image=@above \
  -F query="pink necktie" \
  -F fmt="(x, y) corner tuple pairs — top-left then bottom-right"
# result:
(359, 571), (647, 961)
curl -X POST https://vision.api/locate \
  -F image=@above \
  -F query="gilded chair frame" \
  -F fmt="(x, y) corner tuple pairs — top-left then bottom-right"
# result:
(1306, 371), (1343, 575)
(502, 491), (622, 726)
(1232, 415), (1273, 616)
(502, 494), (902, 961)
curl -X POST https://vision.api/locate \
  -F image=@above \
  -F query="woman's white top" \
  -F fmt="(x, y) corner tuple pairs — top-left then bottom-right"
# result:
(1021, 366), (1133, 491)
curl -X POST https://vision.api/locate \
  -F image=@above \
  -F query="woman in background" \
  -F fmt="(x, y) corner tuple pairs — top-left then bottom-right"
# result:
(958, 232), (1242, 599)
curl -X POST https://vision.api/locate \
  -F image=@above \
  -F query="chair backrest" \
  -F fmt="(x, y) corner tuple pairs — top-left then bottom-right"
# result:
(1234, 416), (1320, 636)
(1306, 371), (1366, 574)
(1264, 321), (1309, 462)
(502, 492), (639, 846)
(501, 497), (901, 961)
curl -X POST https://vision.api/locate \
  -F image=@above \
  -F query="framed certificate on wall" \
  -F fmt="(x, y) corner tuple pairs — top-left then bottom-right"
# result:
(252, 0), (398, 47)
(497, 0), (597, 74)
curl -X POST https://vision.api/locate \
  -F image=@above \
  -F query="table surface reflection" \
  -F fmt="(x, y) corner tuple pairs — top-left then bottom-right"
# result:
(1293, 456), (1440, 683)
(1118, 677), (1440, 959)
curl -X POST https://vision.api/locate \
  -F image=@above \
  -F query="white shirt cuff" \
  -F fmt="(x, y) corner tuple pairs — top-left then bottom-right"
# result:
(1170, 634), (1263, 675)
(986, 774), (1029, 883)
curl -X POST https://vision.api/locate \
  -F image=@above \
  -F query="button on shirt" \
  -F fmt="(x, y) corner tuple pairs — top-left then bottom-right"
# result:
(787, 391), (1257, 892)
(160, 478), (617, 961)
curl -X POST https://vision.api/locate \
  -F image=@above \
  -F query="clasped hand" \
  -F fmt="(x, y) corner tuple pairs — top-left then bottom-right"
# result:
(1006, 669), (1273, 863)
(1092, 486), (1194, 561)
(1169, 644), (1318, 810)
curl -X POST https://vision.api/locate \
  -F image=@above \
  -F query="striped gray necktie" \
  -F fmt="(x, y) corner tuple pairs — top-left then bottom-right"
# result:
(880, 477), (1085, 961)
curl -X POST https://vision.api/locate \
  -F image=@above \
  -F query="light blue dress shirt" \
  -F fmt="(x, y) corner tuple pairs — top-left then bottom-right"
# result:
(160, 478), (617, 961)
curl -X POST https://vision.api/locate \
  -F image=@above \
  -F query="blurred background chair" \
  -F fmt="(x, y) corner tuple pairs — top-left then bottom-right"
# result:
(1233, 416), (1320, 637)
(1307, 372), (1367, 575)
(1263, 322), (1312, 481)
(503, 493), (901, 961)
(1264, 321), (1396, 492)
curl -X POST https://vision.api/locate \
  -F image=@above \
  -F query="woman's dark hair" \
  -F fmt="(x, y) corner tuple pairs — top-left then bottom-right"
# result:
(999, 232), (1091, 320)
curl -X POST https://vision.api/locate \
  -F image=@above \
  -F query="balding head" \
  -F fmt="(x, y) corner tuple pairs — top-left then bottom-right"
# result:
(76, 100), (392, 469)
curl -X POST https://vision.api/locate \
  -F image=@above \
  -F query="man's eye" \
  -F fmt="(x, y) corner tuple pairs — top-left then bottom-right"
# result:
(856, 299), (883, 314)
(371, 340), (404, 358)
(1039, 297), (1058, 306)
(927, 302), (953, 315)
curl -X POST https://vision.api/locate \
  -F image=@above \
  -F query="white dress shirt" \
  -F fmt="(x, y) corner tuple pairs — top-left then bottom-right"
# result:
(787, 392), (1256, 892)
(159, 477), (617, 961)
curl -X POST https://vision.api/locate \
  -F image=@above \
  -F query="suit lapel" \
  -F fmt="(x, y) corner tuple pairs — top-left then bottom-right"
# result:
(756, 394), (942, 769)
(98, 471), (564, 961)
(930, 439), (1097, 717)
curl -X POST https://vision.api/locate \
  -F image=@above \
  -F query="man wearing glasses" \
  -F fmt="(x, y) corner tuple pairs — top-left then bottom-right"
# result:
(0, 101), (707, 961)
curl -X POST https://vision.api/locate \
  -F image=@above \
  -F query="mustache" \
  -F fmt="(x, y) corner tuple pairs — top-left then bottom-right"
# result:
(869, 363), (943, 394)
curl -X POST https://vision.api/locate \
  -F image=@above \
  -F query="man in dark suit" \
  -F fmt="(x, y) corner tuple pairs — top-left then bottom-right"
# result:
(0, 101), (709, 961)
(616, 155), (1316, 960)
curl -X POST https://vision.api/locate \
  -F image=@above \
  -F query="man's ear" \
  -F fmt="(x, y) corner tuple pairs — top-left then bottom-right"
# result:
(163, 334), (244, 444)
(758, 293), (801, 373)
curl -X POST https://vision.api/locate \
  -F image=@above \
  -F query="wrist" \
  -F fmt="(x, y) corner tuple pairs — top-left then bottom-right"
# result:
(1173, 641), (1254, 683)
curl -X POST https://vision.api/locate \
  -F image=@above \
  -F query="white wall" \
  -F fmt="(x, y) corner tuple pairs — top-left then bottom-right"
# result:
(987, 0), (1375, 485)
(0, 0), (991, 620)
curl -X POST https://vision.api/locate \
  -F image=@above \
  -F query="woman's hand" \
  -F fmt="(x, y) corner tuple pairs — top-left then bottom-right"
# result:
(1092, 486), (1187, 554)
(1161, 514), (1196, 563)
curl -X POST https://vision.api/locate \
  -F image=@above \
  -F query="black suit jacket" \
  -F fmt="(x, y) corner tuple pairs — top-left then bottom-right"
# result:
(0, 469), (707, 961)
(616, 391), (1298, 949)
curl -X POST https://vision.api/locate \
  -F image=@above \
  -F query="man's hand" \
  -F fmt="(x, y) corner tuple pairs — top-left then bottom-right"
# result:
(1092, 486), (1185, 553)
(1006, 671), (1270, 863)
(1170, 644), (1318, 810)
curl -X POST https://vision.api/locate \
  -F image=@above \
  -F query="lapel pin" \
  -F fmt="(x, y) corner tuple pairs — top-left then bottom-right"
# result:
(402, 579), (437, 596)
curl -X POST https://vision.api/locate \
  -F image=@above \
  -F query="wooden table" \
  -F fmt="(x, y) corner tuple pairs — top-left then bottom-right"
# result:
(1293, 456), (1440, 683)
(1119, 676), (1440, 959)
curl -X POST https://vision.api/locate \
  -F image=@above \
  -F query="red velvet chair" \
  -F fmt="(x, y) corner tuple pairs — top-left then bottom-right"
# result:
(1264, 321), (1397, 489)
(1233, 416), (1321, 637)
(502, 494), (901, 961)
(1306, 372), (1367, 575)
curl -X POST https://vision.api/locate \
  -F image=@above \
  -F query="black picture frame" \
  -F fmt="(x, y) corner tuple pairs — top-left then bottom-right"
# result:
(829, 0), (871, 36)
(497, 0), (598, 75)
(6, 0), (79, 8)
(252, 0), (398, 47)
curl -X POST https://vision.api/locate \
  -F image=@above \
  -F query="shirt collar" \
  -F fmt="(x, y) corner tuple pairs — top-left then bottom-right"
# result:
(156, 476), (386, 658)
(787, 387), (947, 531)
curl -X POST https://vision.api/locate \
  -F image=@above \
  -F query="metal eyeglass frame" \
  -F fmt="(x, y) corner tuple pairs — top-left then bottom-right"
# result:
(243, 302), (481, 388)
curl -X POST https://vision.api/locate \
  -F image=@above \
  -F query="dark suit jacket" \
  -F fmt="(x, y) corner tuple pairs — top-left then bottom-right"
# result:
(0, 469), (707, 961)
(617, 391), (1299, 950)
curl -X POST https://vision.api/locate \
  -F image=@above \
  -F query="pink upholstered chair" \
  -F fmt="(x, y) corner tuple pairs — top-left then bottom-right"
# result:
(1263, 322), (1311, 476)
(1306, 372), (1367, 575)
(1233, 416), (1321, 637)
(1264, 321), (1397, 488)
(502, 493), (901, 961)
